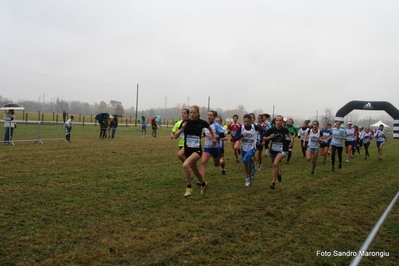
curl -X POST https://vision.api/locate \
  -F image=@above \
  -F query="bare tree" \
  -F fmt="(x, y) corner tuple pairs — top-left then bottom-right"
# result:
(323, 108), (334, 124)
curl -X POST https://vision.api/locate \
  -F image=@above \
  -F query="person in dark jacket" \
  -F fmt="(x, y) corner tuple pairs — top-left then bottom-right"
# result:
(151, 117), (158, 138)
(110, 117), (118, 139)
(99, 114), (108, 139)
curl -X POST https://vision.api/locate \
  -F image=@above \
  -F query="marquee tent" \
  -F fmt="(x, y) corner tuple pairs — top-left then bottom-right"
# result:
(370, 120), (390, 128)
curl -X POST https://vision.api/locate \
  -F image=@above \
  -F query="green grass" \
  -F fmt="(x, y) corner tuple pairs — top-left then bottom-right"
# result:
(1, 125), (398, 265)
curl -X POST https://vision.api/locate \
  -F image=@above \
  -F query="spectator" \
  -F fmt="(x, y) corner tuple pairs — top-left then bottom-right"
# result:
(110, 117), (118, 139)
(65, 115), (74, 142)
(4, 109), (16, 144)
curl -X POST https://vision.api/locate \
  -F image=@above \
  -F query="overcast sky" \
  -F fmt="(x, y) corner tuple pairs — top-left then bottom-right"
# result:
(1, 0), (398, 119)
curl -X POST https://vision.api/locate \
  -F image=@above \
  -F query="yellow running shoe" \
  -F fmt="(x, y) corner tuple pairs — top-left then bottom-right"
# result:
(184, 187), (192, 197)
(200, 182), (207, 196)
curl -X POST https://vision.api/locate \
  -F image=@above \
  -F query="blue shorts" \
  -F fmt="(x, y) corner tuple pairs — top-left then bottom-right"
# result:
(376, 141), (385, 147)
(307, 146), (320, 152)
(269, 151), (286, 158)
(204, 147), (222, 158)
(241, 149), (255, 166)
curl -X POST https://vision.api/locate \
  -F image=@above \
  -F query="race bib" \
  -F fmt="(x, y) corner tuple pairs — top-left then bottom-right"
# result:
(186, 135), (200, 148)
(242, 139), (254, 150)
(271, 142), (283, 151)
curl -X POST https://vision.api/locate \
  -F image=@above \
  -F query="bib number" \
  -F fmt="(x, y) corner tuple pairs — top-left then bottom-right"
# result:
(271, 142), (283, 151)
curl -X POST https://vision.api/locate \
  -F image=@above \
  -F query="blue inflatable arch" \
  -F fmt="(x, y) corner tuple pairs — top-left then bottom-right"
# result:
(335, 100), (399, 139)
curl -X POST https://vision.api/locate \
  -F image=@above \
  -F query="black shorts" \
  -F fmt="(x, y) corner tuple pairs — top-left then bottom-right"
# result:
(345, 141), (355, 147)
(320, 142), (330, 148)
(256, 144), (264, 151)
(184, 147), (202, 158)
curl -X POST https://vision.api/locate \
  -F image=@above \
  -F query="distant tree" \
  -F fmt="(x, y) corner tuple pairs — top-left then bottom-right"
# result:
(109, 100), (122, 108)
(54, 97), (69, 113)
(252, 109), (263, 116)
(98, 101), (107, 111)
(115, 103), (124, 115)
(323, 108), (334, 124)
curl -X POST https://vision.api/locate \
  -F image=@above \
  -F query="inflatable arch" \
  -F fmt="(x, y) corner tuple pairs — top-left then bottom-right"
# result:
(335, 100), (399, 139)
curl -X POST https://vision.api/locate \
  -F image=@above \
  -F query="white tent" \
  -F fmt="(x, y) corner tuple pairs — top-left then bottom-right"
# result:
(370, 120), (390, 128)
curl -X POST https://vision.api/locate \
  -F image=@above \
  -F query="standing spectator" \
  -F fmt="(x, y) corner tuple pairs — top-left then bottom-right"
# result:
(99, 114), (107, 139)
(110, 117), (118, 139)
(62, 110), (67, 123)
(141, 116), (147, 134)
(4, 109), (16, 144)
(151, 117), (158, 137)
(65, 115), (74, 142)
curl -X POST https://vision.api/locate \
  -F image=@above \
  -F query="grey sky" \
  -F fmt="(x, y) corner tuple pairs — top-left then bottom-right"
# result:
(1, 0), (398, 119)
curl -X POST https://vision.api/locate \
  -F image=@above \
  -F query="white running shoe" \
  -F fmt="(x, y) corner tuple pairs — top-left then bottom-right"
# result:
(245, 177), (251, 187)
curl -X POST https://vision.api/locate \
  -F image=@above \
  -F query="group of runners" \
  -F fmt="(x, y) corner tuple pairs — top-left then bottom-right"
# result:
(171, 106), (388, 197)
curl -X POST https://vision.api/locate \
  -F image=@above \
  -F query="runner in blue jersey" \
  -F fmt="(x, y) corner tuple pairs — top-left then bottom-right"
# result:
(234, 114), (265, 187)
(200, 110), (227, 182)
(329, 121), (346, 171)
(215, 116), (228, 174)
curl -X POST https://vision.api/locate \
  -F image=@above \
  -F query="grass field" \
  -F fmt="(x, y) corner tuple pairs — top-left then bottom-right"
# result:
(1, 124), (398, 265)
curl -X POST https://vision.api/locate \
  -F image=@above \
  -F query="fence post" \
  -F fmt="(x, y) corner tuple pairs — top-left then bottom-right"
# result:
(79, 113), (81, 122)
(26, 113), (28, 123)
(83, 116), (85, 126)
(38, 111), (40, 121)
(53, 112), (55, 121)
(56, 114), (59, 124)
(41, 113), (44, 122)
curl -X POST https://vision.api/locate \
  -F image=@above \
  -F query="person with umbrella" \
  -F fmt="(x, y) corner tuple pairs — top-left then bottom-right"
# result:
(65, 115), (74, 142)
(4, 109), (16, 144)
(99, 113), (108, 139)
